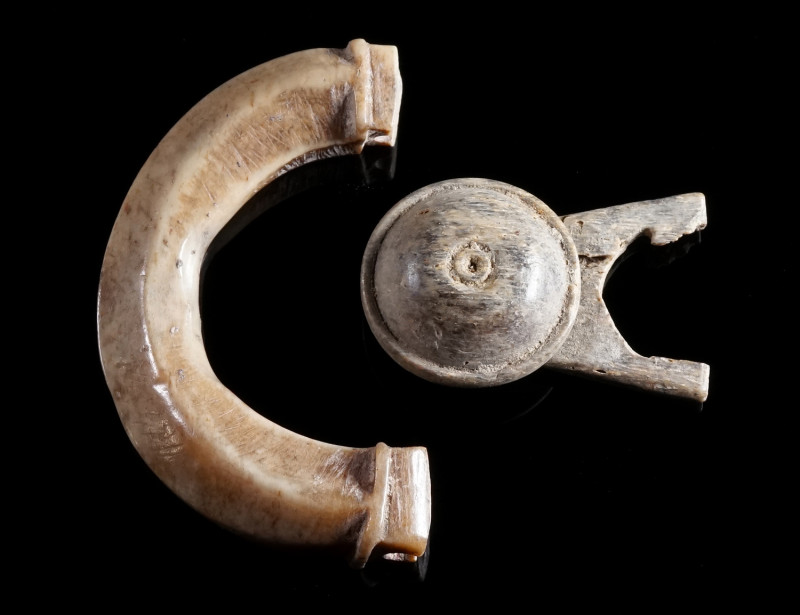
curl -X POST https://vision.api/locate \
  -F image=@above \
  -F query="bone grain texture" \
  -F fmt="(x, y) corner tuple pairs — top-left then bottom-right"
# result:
(97, 40), (429, 567)
(548, 193), (710, 401)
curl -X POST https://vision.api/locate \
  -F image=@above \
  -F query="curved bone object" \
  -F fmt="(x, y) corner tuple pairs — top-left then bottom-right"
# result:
(97, 40), (430, 568)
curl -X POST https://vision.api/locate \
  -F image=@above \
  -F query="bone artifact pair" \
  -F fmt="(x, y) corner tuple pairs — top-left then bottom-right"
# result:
(97, 40), (709, 569)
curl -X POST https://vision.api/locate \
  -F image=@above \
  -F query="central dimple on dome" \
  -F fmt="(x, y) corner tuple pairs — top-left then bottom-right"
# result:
(361, 178), (581, 388)
(451, 241), (494, 286)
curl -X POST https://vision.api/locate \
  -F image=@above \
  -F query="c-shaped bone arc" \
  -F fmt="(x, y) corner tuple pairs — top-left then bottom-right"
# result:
(97, 40), (430, 568)
(547, 193), (710, 402)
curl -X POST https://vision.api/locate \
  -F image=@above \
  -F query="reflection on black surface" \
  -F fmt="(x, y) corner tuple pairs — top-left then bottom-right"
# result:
(202, 145), (397, 287)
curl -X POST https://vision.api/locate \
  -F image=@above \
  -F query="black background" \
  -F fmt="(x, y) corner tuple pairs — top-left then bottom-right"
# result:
(50, 10), (791, 610)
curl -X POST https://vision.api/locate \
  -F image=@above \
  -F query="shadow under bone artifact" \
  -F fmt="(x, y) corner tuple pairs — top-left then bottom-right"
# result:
(96, 39), (710, 574)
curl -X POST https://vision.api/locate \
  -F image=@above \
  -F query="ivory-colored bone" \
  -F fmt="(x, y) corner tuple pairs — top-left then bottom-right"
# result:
(360, 178), (581, 387)
(360, 180), (709, 401)
(97, 40), (430, 568)
(547, 193), (710, 401)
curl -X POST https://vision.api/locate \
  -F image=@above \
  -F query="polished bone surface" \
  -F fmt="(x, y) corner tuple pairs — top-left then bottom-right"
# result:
(362, 181), (709, 401)
(361, 178), (581, 388)
(97, 40), (430, 569)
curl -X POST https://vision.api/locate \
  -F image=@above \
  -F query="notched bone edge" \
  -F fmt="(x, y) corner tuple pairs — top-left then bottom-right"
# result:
(548, 192), (711, 402)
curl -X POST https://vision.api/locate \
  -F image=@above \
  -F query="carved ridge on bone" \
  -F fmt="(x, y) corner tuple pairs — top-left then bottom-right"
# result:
(97, 40), (429, 568)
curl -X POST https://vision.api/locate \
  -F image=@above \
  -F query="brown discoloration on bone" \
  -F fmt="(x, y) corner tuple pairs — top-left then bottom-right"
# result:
(97, 40), (429, 568)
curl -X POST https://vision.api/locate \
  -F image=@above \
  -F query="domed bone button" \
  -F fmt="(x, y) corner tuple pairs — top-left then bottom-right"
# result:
(361, 178), (580, 387)
(361, 178), (710, 402)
